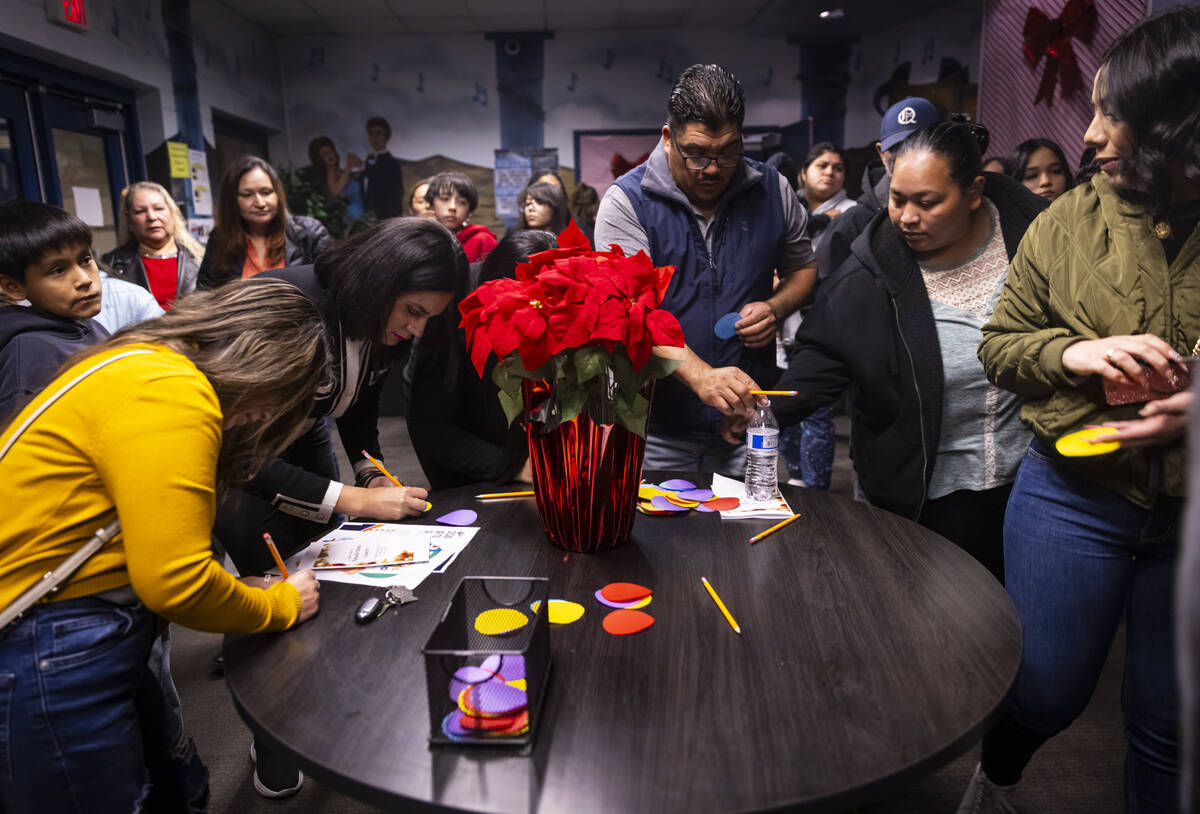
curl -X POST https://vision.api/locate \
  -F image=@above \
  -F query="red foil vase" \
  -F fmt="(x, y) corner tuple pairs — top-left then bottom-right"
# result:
(523, 377), (652, 553)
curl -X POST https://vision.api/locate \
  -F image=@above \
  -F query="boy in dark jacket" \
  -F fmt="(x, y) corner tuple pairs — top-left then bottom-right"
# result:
(0, 200), (108, 422)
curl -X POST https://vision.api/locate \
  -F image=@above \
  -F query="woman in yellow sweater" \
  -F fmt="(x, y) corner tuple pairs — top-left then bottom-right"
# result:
(0, 279), (327, 813)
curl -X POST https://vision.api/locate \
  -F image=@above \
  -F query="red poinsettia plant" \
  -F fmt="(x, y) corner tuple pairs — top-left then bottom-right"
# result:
(459, 222), (685, 435)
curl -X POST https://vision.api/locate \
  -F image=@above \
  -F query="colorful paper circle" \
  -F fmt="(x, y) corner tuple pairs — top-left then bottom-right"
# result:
(458, 681), (527, 718)
(601, 582), (652, 603)
(602, 608), (655, 636)
(529, 599), (585, 625)
(658, 478), (696, 492)
(474, 608), (529, 636)
(482, 653), (525, 681)
(448, 664), (505, 702)
(1055, 427), (1121, 457)
(437, 509), (478, 526)
(442, 709), (530, 739)
(594, 589), (652, 610)
(714, 312), (741, 339)
(649, 495), (690, 512)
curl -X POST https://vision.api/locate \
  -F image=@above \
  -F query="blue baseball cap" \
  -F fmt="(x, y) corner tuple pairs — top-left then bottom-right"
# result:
(879, 97), (941, 152)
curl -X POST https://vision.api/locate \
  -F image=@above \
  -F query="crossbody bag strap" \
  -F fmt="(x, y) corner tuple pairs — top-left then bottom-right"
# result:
(0, 349), (152, 631)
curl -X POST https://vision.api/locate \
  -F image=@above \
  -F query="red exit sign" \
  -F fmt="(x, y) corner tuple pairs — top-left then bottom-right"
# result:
(45, 0), (88, 30)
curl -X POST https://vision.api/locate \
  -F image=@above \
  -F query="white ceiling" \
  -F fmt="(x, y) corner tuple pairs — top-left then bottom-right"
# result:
(220, 0), (962, 38)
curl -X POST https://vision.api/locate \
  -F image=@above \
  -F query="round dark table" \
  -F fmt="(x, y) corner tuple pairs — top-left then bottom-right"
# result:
(224, 476), (1021, 813)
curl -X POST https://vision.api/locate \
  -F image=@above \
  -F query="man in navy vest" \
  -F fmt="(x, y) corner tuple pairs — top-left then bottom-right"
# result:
(595, 63), (816, 475)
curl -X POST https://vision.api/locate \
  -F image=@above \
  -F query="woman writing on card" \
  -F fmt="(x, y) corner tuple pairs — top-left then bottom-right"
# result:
(0, 280), (326, 813)
(727, 121), (1048, 581)
(214, 216), (468, 576)
(407, 230), (556, 489)
(962, 9), (1200, 812)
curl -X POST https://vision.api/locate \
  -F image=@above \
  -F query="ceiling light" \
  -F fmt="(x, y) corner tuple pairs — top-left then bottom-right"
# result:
(818, 8), (845, 19)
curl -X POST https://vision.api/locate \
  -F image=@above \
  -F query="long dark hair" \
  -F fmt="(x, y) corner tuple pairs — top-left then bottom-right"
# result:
(1097, 5), (1200, 218)
(416, 230), (557, 388)
(314, 217), (467, 349)
(892, 122), (983, 191)
(516, 182), (570, 234)
(1004, 137), (1075, 189)
(210, 156), (289, 274)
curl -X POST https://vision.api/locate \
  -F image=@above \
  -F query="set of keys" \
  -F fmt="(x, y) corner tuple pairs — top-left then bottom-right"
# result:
(354, 586), (417, 624)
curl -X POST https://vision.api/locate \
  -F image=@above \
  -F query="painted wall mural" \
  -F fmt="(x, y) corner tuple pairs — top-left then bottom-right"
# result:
(544, 29), (801, 194)
(843, 1), (984, 149)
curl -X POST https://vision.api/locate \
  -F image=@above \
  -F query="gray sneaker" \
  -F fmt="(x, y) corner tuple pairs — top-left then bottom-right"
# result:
(957, 762), (1018, 814)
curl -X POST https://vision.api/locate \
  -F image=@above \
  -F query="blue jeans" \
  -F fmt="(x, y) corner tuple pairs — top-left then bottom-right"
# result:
(779, 406), (834, 490)
(0, 594), (209, 813)
(981, 442), (1179, 813)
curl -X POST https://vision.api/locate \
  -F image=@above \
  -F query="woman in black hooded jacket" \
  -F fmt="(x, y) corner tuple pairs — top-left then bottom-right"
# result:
(729, 123), (1047, 580)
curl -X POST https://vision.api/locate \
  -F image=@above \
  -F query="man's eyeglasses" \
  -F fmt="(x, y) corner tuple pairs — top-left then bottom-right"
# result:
(680, 153), (743, 171)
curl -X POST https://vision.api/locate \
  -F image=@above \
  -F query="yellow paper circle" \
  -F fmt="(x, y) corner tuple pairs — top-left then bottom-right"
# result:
(506, 678), (528, 691)
(638, 484), (667, 499)
(1055, 427), (1121, 457)
(474, 608), (529, 636)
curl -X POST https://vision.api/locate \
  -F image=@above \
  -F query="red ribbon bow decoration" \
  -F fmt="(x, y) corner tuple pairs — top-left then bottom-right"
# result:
(1022, 0), (1097, 107)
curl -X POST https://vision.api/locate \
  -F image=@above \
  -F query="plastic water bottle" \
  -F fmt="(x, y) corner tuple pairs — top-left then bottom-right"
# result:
(745, 401), (779, 500)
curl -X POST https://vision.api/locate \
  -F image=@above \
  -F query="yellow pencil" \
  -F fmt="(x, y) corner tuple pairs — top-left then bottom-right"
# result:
(749, 390), (799, 396)
(749, 512), (802, 544)
(262, 533), (290, 578)
(701, 577), (741, 635)
(474, 490), (536, 499)
(361, 450), (403, 488)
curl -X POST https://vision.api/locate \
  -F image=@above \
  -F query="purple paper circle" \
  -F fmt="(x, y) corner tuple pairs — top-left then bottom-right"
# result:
(481, 653), (526, 682)
(658, 479), (696, 492)
(437, 509), (478, 526)
(460, 679), (527, 717)
(714, 312), (741, 339)
(649, 495), (691, 512)
(678, 488), (714, 501)
(594, 588), (652, 609)
(449, 664), (504, 702)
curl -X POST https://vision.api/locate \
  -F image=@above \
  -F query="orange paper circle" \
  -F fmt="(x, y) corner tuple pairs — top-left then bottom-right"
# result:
(602, 609), (655, 636)
(601, 582), (652, 603)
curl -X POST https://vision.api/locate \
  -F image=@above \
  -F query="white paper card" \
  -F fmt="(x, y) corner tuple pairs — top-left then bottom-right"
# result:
(72, 186), (104, 227)
(275, 523), (479, 590)
(710, 472), (794, 520)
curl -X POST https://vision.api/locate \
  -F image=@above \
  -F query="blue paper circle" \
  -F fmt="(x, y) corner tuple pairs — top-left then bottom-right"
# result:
(714, 312), (741, 339)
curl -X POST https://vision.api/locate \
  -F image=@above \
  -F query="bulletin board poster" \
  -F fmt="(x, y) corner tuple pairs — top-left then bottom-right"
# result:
(188, 149), (212, 216)
(494, 148), (558, 219)
(166, 142), (190, 179)
(576, 133), (661, 195)
(188, 217), (214, 246)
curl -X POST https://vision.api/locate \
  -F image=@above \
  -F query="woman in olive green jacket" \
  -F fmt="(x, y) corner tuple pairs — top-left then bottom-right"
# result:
(960, 8), (1200, 813)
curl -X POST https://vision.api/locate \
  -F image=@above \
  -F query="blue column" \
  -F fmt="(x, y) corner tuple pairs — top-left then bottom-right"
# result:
(488, 32), (551, 149)
(792, 37), (855, 148)
(162, 0), (204, 217)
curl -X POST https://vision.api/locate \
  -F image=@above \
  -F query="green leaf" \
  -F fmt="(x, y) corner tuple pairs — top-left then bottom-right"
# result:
(574, 346), (606, 385)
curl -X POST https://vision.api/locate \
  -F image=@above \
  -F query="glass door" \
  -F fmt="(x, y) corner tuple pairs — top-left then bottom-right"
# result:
(42, 93), (130, 256)
(0, 81), (43, 204)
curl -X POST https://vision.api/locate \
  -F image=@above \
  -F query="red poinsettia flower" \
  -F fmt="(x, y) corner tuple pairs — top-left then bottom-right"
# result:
(458, 221), (684, 375)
